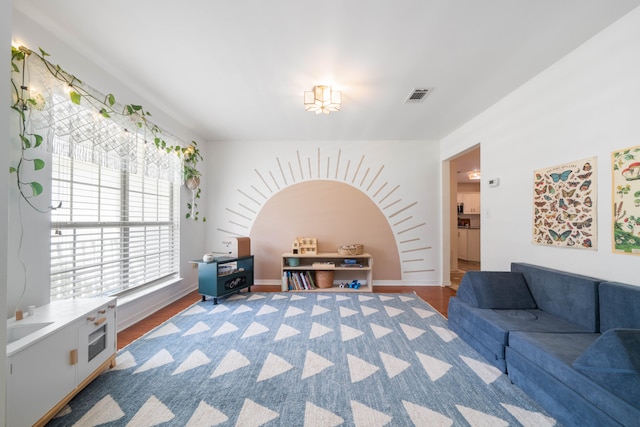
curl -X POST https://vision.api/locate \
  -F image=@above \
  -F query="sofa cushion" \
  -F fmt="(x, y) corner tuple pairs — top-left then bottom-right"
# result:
(573, 329), (640, 409)
(464, 306), (592, 344)
(506, 344), (637, 427)
(508, 330), (640, 425)
(493, 309), (538, 320)
(448, 297), (508, 354)
(599, 282), (640, 331)
(509, 331), (598, 374)
(456, 271), (536, 309)
(448, 316), (507, 373)
(506, 332), (638, 420)
(448, 297), (592, 361)
(511, 263), (600, 332)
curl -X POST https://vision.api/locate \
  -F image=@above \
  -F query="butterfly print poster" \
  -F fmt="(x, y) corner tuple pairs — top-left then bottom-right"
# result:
(612, 144), (640, 255)
(532, 157), (597, 250)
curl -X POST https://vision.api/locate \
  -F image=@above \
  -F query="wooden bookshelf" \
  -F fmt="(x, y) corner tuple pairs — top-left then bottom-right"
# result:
(281, 252), (373, 292)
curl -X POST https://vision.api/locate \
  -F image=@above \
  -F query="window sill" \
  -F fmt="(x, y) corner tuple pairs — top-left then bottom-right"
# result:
(116, 276), (184, 307)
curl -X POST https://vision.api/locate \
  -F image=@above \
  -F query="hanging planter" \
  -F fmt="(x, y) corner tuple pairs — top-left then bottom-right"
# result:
(183, 144), (203, 220)
(186, 176), (200, 190)
(185, 176), (201, 220)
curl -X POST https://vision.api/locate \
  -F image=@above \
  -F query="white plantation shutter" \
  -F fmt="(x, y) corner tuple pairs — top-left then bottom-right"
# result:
(50, 150), (180, 300)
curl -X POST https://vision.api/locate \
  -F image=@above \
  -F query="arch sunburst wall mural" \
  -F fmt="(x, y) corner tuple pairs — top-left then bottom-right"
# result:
(208, 144), (438, 284)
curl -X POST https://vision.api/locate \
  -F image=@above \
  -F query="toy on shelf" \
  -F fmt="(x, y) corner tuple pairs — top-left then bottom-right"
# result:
(291, 237), (317, 255)
(340, 280), (361, 289)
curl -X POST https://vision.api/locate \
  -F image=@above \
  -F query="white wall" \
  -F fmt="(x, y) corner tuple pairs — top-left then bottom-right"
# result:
(2, 2), (12, 424)
(442, 7), (640, 286)
(9, 9), (207, 326)
(204, 139), (442, 285)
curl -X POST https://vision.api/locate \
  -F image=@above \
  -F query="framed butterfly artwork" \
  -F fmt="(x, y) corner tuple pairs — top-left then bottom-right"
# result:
(532, 157), (597, 250)
(612, 144), (640, 255)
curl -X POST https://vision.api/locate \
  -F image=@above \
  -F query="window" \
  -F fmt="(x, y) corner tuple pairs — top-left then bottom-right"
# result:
(50, 144), (180, 300)
(15, 51), (183, 300)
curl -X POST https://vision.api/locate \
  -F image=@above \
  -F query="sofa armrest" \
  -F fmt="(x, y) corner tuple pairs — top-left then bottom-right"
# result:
(457, 271), (537, 309)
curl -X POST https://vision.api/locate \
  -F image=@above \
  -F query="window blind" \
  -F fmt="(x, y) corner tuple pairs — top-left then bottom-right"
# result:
(15, 50), (183, 300)
(50, 149), (180, 300)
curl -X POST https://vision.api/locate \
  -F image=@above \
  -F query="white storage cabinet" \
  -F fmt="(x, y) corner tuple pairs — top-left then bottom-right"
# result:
(6, 298), (117, 427)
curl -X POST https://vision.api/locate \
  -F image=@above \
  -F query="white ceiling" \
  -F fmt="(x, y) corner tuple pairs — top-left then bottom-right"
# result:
(13, 1), (640, 142)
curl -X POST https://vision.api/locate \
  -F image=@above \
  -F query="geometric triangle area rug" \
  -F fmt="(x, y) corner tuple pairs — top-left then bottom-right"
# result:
(47, 293), (558, 426)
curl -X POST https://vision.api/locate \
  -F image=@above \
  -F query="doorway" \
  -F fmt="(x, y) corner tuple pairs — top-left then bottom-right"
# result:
(447, 146), (481, 290)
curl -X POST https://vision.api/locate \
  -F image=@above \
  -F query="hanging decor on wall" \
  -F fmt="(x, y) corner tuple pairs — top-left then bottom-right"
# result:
(612, 144), (640, 255)
(532, 156), (597, 250)
(10, 45), (205, 220)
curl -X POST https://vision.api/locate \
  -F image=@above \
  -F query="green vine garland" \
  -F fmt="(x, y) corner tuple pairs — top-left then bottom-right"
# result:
(10, 45), (205, 221)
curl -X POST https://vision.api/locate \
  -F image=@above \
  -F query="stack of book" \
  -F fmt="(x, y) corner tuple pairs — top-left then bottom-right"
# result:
(285, 271), (316, 290)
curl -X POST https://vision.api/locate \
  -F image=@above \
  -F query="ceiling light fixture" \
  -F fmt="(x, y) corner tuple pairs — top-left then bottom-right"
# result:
(467, 170), (481, 180)
(304, 85), (341, 115)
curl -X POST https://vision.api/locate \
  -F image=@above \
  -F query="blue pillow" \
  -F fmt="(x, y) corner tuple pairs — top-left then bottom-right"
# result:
(456, 271), (536, 309)
(573, 329), (640, 409)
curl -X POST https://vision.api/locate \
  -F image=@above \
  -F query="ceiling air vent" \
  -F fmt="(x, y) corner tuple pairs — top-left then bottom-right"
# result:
(405, 88), (432, 103)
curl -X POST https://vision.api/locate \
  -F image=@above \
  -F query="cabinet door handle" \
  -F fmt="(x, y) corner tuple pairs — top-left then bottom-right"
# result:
(98, 309), (106, 314)
(70, 349), (78, 365)
(87, 316), (96, 322)
(108, 304), (116, 309)
(94, 317), (107, 326)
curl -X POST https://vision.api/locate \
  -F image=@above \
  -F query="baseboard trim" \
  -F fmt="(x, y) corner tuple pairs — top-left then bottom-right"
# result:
(256, 279), (443, 287)
(116, 279), (197, 332)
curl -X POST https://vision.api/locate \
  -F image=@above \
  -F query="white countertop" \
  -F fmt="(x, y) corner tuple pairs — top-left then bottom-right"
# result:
(7, 297), (116, 356)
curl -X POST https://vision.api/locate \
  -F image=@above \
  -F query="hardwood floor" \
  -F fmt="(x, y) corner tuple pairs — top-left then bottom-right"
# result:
(117, 284), (459, 350)
(450, 259), (480, 291)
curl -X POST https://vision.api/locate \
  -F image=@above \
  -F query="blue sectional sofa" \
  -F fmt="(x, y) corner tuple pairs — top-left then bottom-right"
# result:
(447, 262), (640, 427)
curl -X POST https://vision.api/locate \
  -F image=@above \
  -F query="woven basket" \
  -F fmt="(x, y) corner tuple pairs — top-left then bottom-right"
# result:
(315, 270), (335, 288)
(338, 244), (364, 256)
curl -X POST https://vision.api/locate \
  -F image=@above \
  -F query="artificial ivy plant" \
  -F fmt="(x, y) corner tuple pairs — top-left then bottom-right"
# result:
(10, 45), (205, 221)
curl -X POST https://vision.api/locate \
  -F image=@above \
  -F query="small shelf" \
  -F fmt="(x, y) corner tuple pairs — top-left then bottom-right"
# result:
(191, 255), (254, 304)
(282, 252), (373, 292)
(284, 265), (372, 271)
